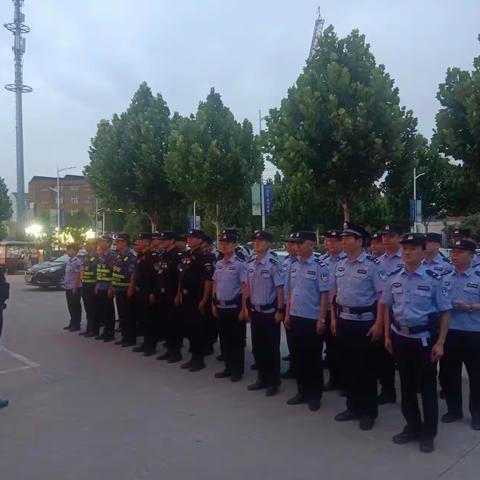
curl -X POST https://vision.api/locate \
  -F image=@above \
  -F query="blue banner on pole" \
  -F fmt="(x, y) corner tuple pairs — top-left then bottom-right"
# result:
(409, 200), (415, 224)
(263, 184), (273, 217)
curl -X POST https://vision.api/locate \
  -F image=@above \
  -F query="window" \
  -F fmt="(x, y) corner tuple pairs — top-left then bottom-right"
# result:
(70, 185), (79, 192)
(71, 196), (79, 204)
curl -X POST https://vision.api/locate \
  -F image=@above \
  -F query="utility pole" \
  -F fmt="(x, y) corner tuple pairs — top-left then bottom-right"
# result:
(309, 7), (325, 59)
(4, 0), (32, 226)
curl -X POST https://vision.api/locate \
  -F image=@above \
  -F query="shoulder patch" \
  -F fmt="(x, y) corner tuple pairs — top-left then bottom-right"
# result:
(388, 267), (403, 277)
(475, 270), (480, 278)
(425, 269), (442, 281)
(366, 255), (380, 264)
(313, 257), (325, 267)
(269, 257), (279, 265)
(247, 257), (255, 264)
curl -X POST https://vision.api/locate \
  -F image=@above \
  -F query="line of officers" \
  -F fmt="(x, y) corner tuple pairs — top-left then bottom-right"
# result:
(64, 224), (480, 454)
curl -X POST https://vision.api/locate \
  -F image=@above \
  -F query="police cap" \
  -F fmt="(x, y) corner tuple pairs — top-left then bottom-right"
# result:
(341, 222), (370, 239)
(202, 235), (213, 245)
(175, 234), (187, 242)
(400, 233), (426, 248)
(453, 228), (471, 238)
(284, 232), (297, 243)
(159, 231), (176, 241)
(252, 230), (274, 242)
(138, 232), (152, 241)
(451, 239), (476, 253)
(116, 233), (130, 244)
(187, 229), (205, 240)
(99, 235), (113, 245)
(380, 224), (402, 236)
(151, 232), (162, 240)
(371, 232), (381, 241)
(325, 229), (342, 239)
(292, 231), (317, 243)
(426, 233), (442, 244)
(218, 232), (237, 243)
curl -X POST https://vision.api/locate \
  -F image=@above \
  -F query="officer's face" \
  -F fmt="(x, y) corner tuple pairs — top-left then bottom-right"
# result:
(133, 241), (142, 254)
(297, 239), (314, 257)
(325, 237), (342, 255)
(286, 241), (297, 256)
(160, 239), (175, 250)
(401, 244), (424, 265)
(253, 239), (269, 254)
(342, 235), (362, 253)
(66, 248), (76, 258)
(116, 240), (127, 252)
(382, 234), (401, 251)
(187, 236), (201, 249)
(425, 241), (440, 256)
(85, 242), (97, 253)
(219, 241), (235, 255)
(98, 239), (109, 251)
(150, 239), (161, 250)
(370, 240), (384, 256)
(451, 248), (473, 268)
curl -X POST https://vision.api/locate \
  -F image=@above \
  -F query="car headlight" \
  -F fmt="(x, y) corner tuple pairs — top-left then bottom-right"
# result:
(44, 267), (62, 273)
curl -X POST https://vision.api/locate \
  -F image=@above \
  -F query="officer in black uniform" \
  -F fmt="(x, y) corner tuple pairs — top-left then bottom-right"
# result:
(110, 233), (137, 347)
(154, 231), (184, 363)
(0, 265), (9, 408)
(94, 235), (116, 342)
(79, 238), (98, 337)
(178, 229), (214, 372)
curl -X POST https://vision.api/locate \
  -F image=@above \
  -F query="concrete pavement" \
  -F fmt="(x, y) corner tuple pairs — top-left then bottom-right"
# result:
(0, 275), (479, 480)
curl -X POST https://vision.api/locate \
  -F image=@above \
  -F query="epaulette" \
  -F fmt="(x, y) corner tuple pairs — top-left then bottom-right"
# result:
(247, 257), (255, 264)
(235, 254), (245, 262)
(388, 267), (403, 277)
(269, 257), (279, 265)
(474, 270), (480, 278)
(425, 269), (442, 281)
(270, 250), (278, 257)
(291, 257), (299, 264)
(313, 257), (325, 266)
(366, 255), (380, 264)
(441, 256), (451, 264)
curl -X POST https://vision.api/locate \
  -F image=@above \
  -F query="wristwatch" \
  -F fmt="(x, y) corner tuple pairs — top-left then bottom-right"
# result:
(468, 305), (474, 313)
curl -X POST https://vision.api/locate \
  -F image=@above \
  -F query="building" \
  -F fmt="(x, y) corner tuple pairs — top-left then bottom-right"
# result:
(28, 175), (96, 227)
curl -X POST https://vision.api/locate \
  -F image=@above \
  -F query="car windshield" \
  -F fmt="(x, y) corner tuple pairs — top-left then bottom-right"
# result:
(53, 255), (69, 263)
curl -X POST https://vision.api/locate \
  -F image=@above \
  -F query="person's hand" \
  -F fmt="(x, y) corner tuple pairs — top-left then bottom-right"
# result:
(198, 298), (207, 315)
(454, 301), (470, 311)
(367, 321), (383, 342)
(284, 314), (290, 329)
(330, 317), (337, 336)
(174, 292), (182, 306)
(385, 336), (393, 354)
(316, 319), (326, 335)
(94, 285), (98, 296)
(72, 286), (78, 296)
(212, 305), (218, 318)
(148, 293), (156, 305)
(431, 342), (444, 362)
(274, 310), (284, 324)
(127, 286), (135, 300)
(107, 286), (114, 299)
(239, 308), (249, 322)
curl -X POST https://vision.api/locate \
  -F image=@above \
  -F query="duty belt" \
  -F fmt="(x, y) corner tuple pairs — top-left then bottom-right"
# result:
(337, 303), (376, 321)
(391, 318), (437, 336)
(214, 294), (241, 308)
(247, 298), (276, 312)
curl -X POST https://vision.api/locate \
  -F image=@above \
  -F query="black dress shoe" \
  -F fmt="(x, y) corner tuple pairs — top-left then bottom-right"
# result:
(247, 380), (267, 391)
(308, 399), (321, 411)
(471, 415), (480, 431)
(282, 354), (291, 361)
(441, 412), (463, 423)
(132, 346), (145, 353)
(114, 340), (124, 345)
(378, 390), (396, 405)
(287, 394), (307, 405)
(250, 363), (258, 370)
(0, 399), (9, 409)
(103, 336), (115, 343)
(85, 332), (96, 338)
(230, 374), (243, 383)
(203, 346), (214, 356)
(63, 325), (72, 331)
(70, 327), (81, 332)
(334, 410), (360, 422)
(392, 430), (420, 445)
(157, 352), (170, 361)
(281, 369), (295, 380)
(419, 438), (435, 453)
(215, 370), (231, 379)
(216, 354), (225, 362)
(323, 382), (338, 392)
(167, 352), (182, 364)
(181, 359), (194, 370)
(265, 385), (279, 397)
(143, 350), (156, 357)
(359, 415), (375, 430)
(189, 361), (206, 372)
(78, 331), (88, 336)
(122, 342), (136, 348)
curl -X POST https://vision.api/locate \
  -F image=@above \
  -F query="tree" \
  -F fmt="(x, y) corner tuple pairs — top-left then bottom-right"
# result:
(85, 82), (186, 231)
(264, 26), (415, 224)
(435, 35), (480, 183)
(165, 88), (262, 236)
(0, 178), (12, 240)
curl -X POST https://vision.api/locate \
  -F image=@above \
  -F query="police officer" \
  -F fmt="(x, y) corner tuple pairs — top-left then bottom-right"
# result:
(94, 235), (116, 342)
(63, 243), (83, 332)
(175, 234), (188, 253)
(285, 231), (329, 412)
(79, 238), (98, 337)
(0, 265), (9, 408)
(441, 239), (480, 431)
(424, 233), (453, 275)
(178, 229), (214, 372)
(110, 233), (137, 347)
(331, 223), (385, 430)
(382, 233), (451, 453)
(154, 231), (184, 363)
(452, 228), (480, 266)
(322, 230), (347, 391)
(212, 231), (248, 382)
(244, 230), (285, 396)
(369, 232), (385, 258)
(132, 233), (155, 354)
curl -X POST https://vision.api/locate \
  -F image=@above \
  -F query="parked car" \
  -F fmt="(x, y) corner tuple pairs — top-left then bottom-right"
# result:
(25, 254), (69, 288)
(0, 241), (39, 274)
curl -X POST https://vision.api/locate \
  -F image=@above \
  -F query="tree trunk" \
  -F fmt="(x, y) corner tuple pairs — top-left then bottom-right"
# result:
(212, 204), (220, 240)
(340, 199), (350, 223)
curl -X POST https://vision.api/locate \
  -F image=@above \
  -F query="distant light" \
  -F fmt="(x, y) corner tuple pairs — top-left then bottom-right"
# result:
(84, 228), (96, 240)
(25, 223), (43, 238)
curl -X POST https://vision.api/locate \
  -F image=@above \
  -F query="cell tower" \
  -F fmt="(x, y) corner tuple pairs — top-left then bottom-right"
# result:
(309, 7), (325, 59)
(4, 0), (32, 226)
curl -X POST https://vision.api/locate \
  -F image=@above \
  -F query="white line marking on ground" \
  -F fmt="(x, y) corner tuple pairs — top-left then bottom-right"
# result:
(0, 365), (33, 376)
(0, 346), (40, 369)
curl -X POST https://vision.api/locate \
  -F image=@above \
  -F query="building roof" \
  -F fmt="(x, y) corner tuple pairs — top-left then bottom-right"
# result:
(29, 174), (86, 183)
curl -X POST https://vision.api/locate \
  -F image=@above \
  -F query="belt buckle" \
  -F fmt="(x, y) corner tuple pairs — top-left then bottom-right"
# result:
(219, 300), (226, 307)
(160, 288), (166, 293)
(400, 325), (410, 335)
(182, 289), (188, 295)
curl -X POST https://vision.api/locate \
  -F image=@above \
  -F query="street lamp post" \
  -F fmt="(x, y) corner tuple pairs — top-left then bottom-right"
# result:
(55, 166), (77, 231)
(413, 167), (426, 233)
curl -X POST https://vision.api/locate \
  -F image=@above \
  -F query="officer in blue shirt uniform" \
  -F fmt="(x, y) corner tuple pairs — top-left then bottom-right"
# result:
(212, 231), (248, 382)
(285, 231), (330, 412)
(331, 223), (385, 431)
(244, 230), (285, 396)
(110, 233), (137, 347)
(424, 233), (453, 275)
(440, 239), (480, 431)
(369, 232), (385, 258)
(376, 224), (405, 405)
(382, 233), (451, 453)
(322, 230), (347, 391)
(452, 228), (480, 267)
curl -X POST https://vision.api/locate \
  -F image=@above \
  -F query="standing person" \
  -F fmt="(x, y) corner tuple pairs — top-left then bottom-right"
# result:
(177, 230), (214, 372)
(244, 230), (285, 396)
(154, 232), (184, 362)
(110, 234), (137, 347)
(212, 231), (248, 382)
(440, 239), (480, 431)
(382, 233), (451, 453)
(369, 232), (385, 258)
(281, 233), (298, 379)
(79, 239), (98, 337)
(94, 236), (116, 342)
(63, 244), (83, 332)
(331, 223), (385, 430)
(284, 231), (329, 412)
(322, 230), (347, 391)
(424, 233), (453, 275)
(0, 265), (9, 408)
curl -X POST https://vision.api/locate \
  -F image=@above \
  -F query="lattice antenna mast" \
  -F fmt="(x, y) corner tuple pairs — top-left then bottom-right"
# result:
(4, 0), (32, 225)
(308, 7), (325, 59)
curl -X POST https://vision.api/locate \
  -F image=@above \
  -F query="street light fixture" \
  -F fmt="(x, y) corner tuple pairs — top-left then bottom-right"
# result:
(413, 167), (426, 233)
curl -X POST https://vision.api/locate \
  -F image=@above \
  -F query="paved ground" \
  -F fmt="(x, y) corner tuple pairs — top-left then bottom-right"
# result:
(1, 275), (479, 480)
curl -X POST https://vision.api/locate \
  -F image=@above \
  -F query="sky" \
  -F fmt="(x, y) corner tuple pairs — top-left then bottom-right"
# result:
(0, 0), (479, 193)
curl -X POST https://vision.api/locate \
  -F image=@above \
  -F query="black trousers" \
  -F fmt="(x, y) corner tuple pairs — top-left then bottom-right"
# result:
(290, 316), (324, 400)
(392, 331), (438, 439)
(95, 288), (115, 337)
(0, 305), (4, 337)
(115, 290), (136, 343)
(217, 307), (246, 376)
(81, 284), (96, 334)
(66, 288), (82, 329)
(205, 304), (219, 348)
(135, 292), (151, 343)
(337, 318), (378, 417)
(182, 301), (206, 359)
(251, 311), (281, 386)
(377, 348), (396, 394)
(441, 329), (480, 418)
(161, 300), (183, 352)
(324, 310), (343, 387)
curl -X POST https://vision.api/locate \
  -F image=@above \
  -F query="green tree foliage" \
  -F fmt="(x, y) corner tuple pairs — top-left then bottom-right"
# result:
(0, 178), (12, 240)
(165, 88), (262, 235)
(264, 27), (414, 224)
(85, 82), (186, 230)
